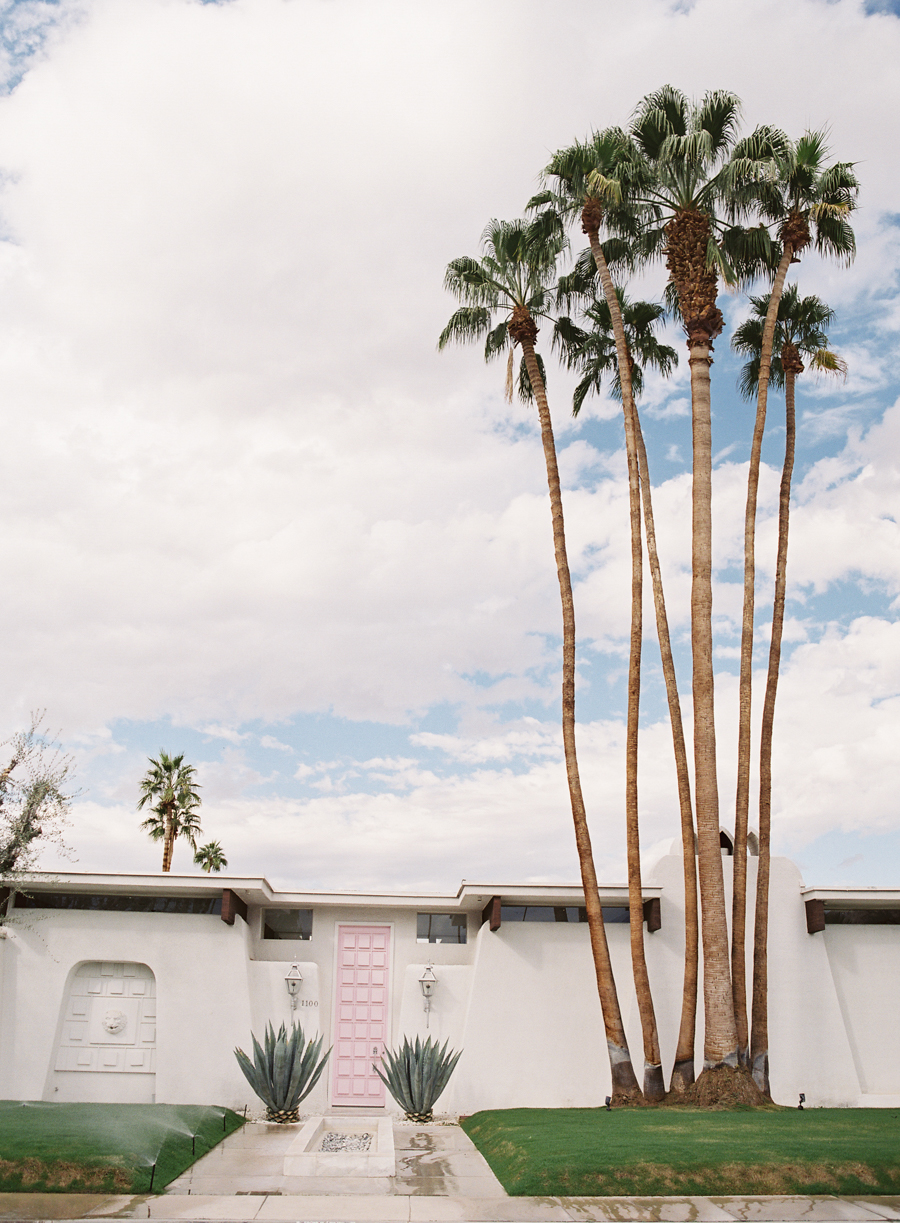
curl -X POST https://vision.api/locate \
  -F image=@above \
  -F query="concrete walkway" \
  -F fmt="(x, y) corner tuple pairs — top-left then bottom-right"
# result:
(0, 1121), (898, 1222)
(163, 1117), (503, 1197)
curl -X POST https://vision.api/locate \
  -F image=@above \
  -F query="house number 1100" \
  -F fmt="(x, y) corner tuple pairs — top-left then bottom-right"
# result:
(299, 1000), (318, 1007)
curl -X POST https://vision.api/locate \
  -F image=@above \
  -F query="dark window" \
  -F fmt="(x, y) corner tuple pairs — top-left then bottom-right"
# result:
(720, 831), (734, 855)
(13, 892), (222, 915)
(262, 908), (313, 940)
(824, 909), (900, 925)
(417, 913), (467, 944)
(498, 904), (628, 923)
(500, 905), (592, 923)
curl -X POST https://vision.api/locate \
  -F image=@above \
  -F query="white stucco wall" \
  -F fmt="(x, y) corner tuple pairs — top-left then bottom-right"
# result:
(1, 855), (898, 1112)
(644, 849), (863, 1107)
(0, 908), (258, 1109)
(823, 925), (900, 1098)
(445, 919), (621, 1112)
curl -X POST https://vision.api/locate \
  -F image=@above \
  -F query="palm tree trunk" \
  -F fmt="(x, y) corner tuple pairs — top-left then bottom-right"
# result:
(751, 358), (797, 1096)
(162, 809), (175, 872)
(633, 414), (699, 1092)
(586, 230), (663, 1099)
(519, 334), (642, 1103)
(732, 245), (794, 1064)
(690, 340), (738, 1068)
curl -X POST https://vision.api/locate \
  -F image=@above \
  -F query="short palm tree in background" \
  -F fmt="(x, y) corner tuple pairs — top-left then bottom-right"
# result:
(733, 284), (846, 1094)
(194, 840), (228, 873)
(137, 751), (202, 873)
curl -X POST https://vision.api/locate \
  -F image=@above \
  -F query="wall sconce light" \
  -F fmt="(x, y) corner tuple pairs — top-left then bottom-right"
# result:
(285, 963), (303, 1010)
(419, 964), (437, 1028)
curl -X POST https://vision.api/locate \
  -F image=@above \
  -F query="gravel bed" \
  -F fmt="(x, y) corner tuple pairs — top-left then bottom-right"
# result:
(320, 1131), (372, 1152)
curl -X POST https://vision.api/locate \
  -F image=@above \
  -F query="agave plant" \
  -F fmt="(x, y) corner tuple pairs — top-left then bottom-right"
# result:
(234, 1021), (331, 1123)
(374, 1035), (462, 1122)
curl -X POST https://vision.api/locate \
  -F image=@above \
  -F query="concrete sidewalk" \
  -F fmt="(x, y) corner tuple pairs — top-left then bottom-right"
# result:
(1, 1191), (899, 1222)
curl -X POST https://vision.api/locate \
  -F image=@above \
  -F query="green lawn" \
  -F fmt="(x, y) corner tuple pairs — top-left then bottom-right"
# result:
(0, 1101), (245, 1194)
(461, 1107), (900, 1197)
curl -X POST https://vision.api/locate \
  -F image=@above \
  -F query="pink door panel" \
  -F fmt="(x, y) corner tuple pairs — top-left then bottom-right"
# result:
(332, 925), (390, 1105)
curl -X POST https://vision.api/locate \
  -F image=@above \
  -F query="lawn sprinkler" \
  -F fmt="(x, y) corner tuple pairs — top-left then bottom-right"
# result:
(148, 1161), (157, 1192)
(798, 1093), (805, 1110)
(605, 1096), (612, 1112)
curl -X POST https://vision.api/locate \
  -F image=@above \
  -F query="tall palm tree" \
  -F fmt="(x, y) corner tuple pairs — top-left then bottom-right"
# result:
(138, 751), (203, 872)
(554, 286), (678, 1100)
(194, 840), (228, 873)
(536, 133), (706, 1091)
(438, 216), (642, 1102)
(623, 86), (783, 1075)
(728, 135), (857, 1065)
(733, 286), (846, 1094)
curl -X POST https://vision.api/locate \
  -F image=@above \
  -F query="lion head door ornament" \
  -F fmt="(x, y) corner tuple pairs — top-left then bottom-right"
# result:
(102, 1009), (128, 1035)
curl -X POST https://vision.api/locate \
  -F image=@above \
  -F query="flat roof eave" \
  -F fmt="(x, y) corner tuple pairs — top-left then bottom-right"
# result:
(8, 871), (662, 911)
(801, 886), (900, 908)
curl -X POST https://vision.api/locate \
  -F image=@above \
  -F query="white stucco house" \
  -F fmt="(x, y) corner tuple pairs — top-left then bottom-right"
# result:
(0, 840), (898, 1113)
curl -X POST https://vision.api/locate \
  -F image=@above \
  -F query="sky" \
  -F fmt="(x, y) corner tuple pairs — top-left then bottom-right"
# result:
(0, 0), (898, 892)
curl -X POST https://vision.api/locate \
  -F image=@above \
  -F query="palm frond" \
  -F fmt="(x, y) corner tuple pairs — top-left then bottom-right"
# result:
(705, 235), (737, 286)
(696, 89), (743, 157)
(484, 319), (509, 361)
(438, 306), (493, 351)
(809, 348), (848, 380)
(812, 211), (856, 264)
(442, 256), (501, 305)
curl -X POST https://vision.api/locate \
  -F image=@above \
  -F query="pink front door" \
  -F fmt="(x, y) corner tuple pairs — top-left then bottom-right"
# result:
(332, 924), (390, 1105)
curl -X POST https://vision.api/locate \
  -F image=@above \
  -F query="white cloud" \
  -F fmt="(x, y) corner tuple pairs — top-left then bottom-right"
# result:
(199, 725), (249, 745)
(259, 735), (292, 753)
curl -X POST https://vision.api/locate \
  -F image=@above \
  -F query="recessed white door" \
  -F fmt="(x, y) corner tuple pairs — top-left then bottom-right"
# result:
(51, 961), (156, 1102)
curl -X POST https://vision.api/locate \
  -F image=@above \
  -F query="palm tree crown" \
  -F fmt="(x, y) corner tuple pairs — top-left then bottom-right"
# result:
(528, 129), (637, 277)
(621, 86), (784, 335)
(553, 285), (678, 413)
(741, 130), (858, 264)
(137, 751), (202, 873)
(437, 216), (565, 398)
(194, 840), (228, 873)
(733, 284), (846, 397)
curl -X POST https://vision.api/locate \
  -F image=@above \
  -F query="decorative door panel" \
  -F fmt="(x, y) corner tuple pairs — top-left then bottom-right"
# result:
(54, 961), (156, 1074)
(331, 925), (390, 1105)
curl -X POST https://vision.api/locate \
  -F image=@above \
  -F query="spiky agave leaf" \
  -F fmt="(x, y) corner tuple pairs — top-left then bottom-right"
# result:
(373, 1035), (462, 1118)
(235, 1021), (331, 1117)
(376, 1043), (414, 1113)
(292, 1032), (331, 1106)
